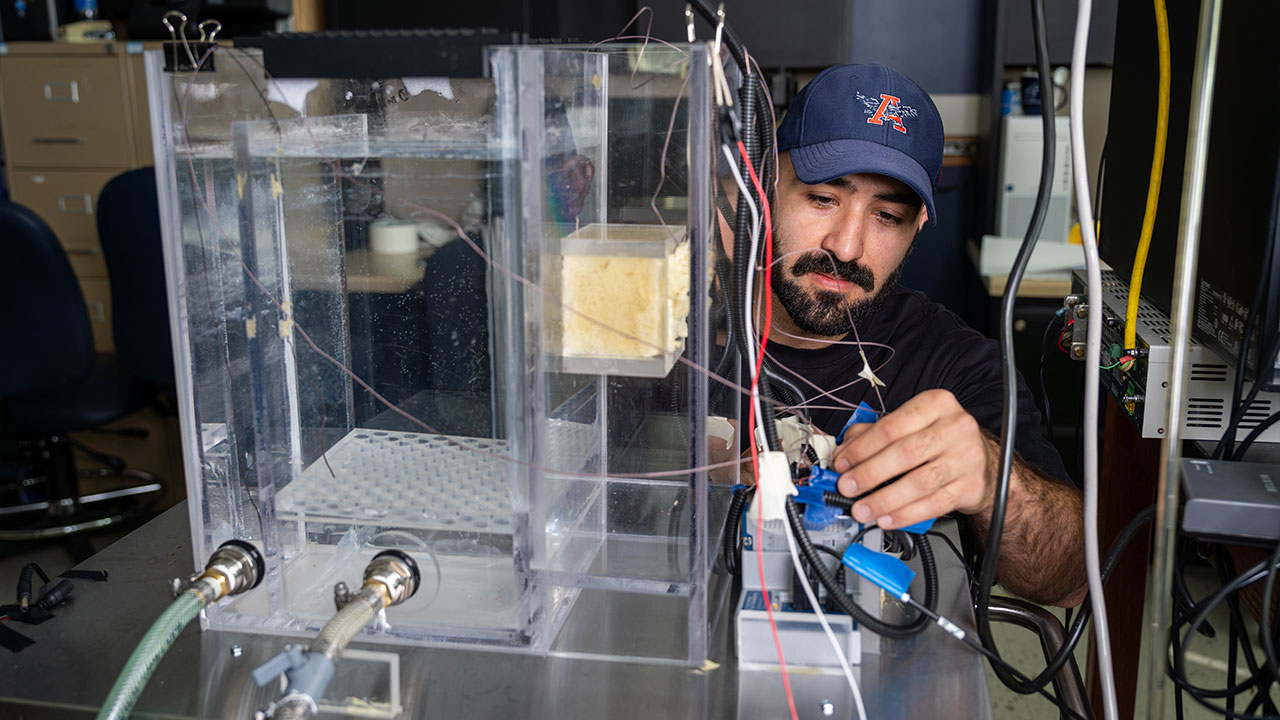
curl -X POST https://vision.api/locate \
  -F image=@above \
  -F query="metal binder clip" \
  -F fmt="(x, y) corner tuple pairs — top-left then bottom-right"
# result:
(198, 19), (221, 43)
(162, 10), (197, 69)
(160, 10), (184, 41)
(713, 3), (725, 58)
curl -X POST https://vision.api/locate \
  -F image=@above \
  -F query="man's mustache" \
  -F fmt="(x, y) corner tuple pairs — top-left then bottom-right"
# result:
(789, 252), (876, 293)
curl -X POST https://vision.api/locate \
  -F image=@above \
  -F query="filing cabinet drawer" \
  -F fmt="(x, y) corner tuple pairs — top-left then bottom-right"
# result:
(9, 169), (121, 278)
(0, 56), (132, 167)
(79, 276), (115, 353)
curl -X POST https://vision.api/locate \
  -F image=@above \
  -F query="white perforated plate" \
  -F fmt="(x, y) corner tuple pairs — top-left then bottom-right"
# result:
(276, 423), (598, 533)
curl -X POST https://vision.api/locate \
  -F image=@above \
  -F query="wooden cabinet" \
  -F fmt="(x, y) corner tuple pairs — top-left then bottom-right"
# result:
(0, 41), (156, 352)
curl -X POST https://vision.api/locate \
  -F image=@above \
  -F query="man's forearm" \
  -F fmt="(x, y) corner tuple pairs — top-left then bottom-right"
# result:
(971, 447), (1088, 607)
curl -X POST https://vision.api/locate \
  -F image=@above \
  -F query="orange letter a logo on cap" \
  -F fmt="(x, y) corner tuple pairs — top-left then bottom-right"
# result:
(867, 94), (907, 134)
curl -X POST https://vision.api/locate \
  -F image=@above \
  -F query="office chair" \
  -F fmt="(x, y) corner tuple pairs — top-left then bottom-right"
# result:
(96, 168), (175, 391)
(0, 200), (161, 548)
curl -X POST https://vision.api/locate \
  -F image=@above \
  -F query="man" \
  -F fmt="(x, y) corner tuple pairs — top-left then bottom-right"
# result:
(730, 63), (1087, 607)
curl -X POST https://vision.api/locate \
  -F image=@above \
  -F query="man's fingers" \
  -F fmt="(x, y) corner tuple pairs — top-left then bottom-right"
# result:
(847, 460), (957, 524)
(868, 491), (958, 531)
(836, 425), (944, 497)
(832, 390), (953, 472)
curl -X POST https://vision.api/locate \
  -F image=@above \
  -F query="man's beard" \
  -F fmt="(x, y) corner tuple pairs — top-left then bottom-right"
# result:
(769, 230), (914, 337)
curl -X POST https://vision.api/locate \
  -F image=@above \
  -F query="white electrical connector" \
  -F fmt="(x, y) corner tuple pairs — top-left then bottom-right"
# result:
(775, 416), (836, 466)
(755, 450), (797, 523)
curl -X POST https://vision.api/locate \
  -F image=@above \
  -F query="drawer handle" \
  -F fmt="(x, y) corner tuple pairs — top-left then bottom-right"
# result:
(57, 194), (93, 215)
(65, 248), (102, 256)
(33, 137), (87, 144)
(42, 80), (80, 103)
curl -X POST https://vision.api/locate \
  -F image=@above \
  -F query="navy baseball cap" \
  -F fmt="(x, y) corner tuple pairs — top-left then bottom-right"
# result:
(777, 63), (944, 226)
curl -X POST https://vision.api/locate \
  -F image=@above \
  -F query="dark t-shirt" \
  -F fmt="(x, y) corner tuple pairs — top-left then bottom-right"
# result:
(765, 285), (1072, 485)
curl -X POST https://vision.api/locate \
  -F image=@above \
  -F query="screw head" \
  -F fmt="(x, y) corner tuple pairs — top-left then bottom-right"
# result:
(1158, 428), (1165, 434)
(1162, 381), (1168, 388)
(230, 645), (243, 658)
(821, 700), (836, 716)
(1072, 345), (1086, 359)
(1076, 306), (1088, 318)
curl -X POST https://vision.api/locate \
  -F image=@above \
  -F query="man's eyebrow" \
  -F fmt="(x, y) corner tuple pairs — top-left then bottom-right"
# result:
(821, 177), (855, 192)
(873, 190), (919, 207)
(811, 177), (916, 207)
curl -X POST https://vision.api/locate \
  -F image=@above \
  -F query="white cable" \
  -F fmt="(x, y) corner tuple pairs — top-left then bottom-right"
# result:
(1068, 3), (1118, 720)
(782, 524), (869, 720)
(721, 143), (766, 431)
(723, 141), (867, 720)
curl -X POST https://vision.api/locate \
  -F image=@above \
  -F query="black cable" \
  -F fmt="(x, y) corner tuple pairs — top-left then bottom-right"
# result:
(809, 543), (851, 597)
(721, 485), (755, 576)
(1174, 539), (1216, 640)
(1259, 541), (1280, 686)
(1224, 157), (1280, 459)
(901, 596), (1091, 720)
(1215, 332), (1280, 461)
(1214, 546), (1275, 712)
(927, 530), (975, 585)
(784, 497), (936, 638)
(1232, 408), (1280, 461)
(978, 0), (1057, 694)
(1172, 555), (1280, 720)
(1092, 134), (1108, 220)
(1039, 310), (1063, 445)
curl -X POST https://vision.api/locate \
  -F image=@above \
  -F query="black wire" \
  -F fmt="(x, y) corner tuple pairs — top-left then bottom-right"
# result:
(1039, 311), (1063, 445)
(902, 597), (1091, 720)
(1214, 547), (1276, 707)
(1224, 157), (1280, 459)
(1260, 541), (1280, 686)
(721, 485), (755, 576)
(979, 0), (1057, 693)
(1214, 331), (1280, 461)
(927, 530), (975, 585)
(1092, 134), (1108, 219)
(784, 497), (936, 638)
(1170, 554), (1280, 719)
(1232, 408), (1280, 461)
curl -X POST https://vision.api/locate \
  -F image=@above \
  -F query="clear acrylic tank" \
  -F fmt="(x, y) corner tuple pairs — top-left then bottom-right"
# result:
(149, 41), (733, 663)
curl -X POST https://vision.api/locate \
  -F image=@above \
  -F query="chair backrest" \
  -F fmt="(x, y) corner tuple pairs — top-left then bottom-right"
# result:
(0, 201), (95, 397)
(96, 168), (175, 386)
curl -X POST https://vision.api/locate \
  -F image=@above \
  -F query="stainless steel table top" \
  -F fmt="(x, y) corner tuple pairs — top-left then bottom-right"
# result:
(0, 504), (992, 719)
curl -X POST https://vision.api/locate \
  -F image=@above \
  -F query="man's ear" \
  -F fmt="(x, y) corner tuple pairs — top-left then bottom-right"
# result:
(915, 206), (930, 233)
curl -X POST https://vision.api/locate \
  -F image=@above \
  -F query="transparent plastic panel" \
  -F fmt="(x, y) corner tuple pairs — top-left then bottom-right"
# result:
(154, 41), (731, 665)
(149, 48), (277, 579)
(492, 44), (729, 662)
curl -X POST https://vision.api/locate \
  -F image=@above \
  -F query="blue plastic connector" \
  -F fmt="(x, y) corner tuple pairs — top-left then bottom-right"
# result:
(841, 543), (916, 601)
(895, 518), (936, 535)
(794, 485), (825, 507)
(835, 401), (880, 445)
(799, 466), (843, 528)
(808, 466), (840, 491)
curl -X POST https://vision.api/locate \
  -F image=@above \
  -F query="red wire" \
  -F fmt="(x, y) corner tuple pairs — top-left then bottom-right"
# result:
(738, 140), (799, 720)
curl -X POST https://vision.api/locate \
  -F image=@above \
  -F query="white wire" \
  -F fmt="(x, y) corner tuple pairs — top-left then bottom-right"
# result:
(721, 144), (766, 432)
(1068, 3), (1118, 720)
(782, 525), (869, 720)
(722, 142), (867, 720)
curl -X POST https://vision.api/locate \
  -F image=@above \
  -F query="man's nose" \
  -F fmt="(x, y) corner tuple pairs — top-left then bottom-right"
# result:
(820, 213), (864, 264)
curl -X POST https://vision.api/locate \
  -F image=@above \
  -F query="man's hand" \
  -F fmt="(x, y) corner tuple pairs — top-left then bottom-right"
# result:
(831, 389), (996, 530)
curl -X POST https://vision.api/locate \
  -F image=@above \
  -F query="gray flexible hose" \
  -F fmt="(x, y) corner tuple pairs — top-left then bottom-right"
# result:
(312, 586), (383, 661)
